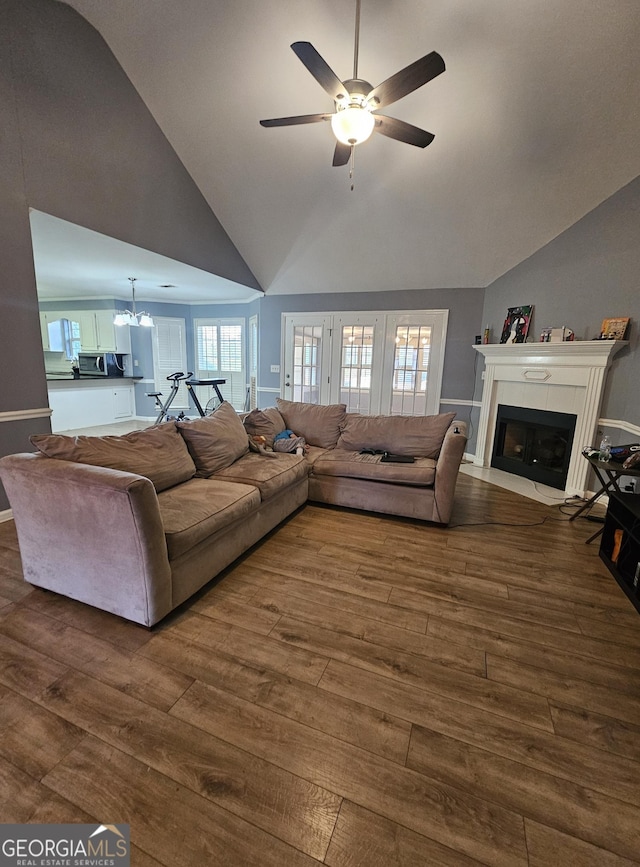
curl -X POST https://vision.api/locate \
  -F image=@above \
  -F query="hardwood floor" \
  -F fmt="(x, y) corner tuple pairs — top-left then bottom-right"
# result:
(0, 474), (639, 866)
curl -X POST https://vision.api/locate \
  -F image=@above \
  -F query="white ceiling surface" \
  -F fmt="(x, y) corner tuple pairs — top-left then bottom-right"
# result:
(62, 0), (640, 297)
(31, 211), (261, 303)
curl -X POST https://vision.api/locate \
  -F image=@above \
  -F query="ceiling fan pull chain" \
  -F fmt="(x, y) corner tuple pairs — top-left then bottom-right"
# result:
(349, 145), (355, 191)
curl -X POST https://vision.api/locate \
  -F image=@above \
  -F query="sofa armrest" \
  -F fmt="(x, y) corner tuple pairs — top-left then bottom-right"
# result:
(432, 421), (468, 524)
(0, 453), (172, 626)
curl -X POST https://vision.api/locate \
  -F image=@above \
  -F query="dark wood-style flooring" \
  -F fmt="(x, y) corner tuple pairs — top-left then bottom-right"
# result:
(1, 474), (639, 866)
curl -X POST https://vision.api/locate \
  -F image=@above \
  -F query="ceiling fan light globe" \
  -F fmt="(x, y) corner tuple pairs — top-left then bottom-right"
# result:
(331, 106), (374, 146)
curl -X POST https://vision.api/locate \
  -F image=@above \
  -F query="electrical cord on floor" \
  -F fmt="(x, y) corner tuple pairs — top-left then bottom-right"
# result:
(447, 493), (605, 528)
(447, 514), (570, 529)
(466, 348), (480, 442)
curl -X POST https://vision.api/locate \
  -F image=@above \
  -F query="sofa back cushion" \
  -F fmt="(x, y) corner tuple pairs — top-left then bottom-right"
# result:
(177, 401), (249, 477)
(243, 407), (286, 448)
(30, 423), (196, 492)
(337, 411), (456, 458)
(276, 399), (347, 449)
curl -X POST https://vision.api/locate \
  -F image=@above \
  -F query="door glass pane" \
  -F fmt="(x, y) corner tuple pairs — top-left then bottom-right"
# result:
(391, 325), (431, 415)
(339, 325), (373, 413)
(292, 325), (322, 403)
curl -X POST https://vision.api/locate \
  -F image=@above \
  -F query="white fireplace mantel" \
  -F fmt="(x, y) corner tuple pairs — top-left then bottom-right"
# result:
(472, 340), (627, 496)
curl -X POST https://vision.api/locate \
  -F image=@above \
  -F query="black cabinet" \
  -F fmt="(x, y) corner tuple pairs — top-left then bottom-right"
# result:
(599, 492), (640, 614)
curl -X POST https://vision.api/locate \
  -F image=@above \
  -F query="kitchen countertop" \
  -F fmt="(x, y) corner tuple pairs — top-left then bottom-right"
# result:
(46, 375), (143, 382)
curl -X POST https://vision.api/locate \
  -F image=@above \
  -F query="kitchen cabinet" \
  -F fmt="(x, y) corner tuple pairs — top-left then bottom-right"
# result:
(65, 310), (131, 353)
(113, 385), (134, 419)
(47, 379), (136, 431)
(40, 311), (66, 351)
(95, 310), (131, 353)
(74, 311), (99, 351)
(41, 307), (132, 354)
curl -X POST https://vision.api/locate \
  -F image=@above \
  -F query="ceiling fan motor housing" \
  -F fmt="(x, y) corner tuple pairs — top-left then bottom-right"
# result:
(332, 78), (376, 145)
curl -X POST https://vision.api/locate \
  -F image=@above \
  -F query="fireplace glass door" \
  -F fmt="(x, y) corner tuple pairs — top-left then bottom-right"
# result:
(491, 405), (577, 489)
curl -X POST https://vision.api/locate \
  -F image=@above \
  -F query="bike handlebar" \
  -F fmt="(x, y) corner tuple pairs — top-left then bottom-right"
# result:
(166, 371), (193, 381)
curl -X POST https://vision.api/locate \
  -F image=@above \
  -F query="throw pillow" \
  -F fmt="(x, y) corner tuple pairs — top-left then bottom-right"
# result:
(177, 401), (249, 477)
(30, 423), (196, 492)
(337, 412), (457, 458)
(243, 407), (286, 448)
(276, 399), (347, 449)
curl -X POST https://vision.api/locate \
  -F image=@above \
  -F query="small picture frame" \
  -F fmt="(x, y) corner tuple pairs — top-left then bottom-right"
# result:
(600, 317), (630, 340)
(500, 305), (533, 344)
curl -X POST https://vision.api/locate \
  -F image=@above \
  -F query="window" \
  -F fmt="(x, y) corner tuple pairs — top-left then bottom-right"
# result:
(68, 319), (82, 360)
(152, 317), (188, 409)
(292, 324), (323, 403)
(194, 318), (245, 410)
(391, 324), (432, 415)
(339, 324), (375, 413)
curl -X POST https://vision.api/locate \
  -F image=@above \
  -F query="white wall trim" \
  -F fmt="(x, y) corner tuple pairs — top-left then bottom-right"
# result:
(441, 398), (482, 408)
(0, 508), (13, 523)
(258, 386), (280, 393)
(0, 407), (52, 423)
(599, 418), (640, 439)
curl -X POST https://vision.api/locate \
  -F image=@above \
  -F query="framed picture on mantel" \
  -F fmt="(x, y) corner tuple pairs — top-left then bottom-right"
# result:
(500, 305), (533, 344)
(600, 317), (630, 340)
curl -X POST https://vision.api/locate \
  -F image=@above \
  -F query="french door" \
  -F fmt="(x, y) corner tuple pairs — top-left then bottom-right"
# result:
(282, 315), (332, 405)
(282, 310), (448, 416)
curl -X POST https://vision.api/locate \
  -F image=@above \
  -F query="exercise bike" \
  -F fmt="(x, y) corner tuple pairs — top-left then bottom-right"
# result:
(147, 372), (226, 424)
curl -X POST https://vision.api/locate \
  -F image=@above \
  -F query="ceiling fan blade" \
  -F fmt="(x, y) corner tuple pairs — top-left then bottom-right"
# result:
(367, 51), (445, 110)
(260, 113), (331, 127)
(332, 142), (352, 167)
(291, 41), (349, 103)
(374, 115), (435, 148)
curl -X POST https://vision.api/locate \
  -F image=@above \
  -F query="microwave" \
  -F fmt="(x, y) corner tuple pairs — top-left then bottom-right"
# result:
(77, 352), (125, 377)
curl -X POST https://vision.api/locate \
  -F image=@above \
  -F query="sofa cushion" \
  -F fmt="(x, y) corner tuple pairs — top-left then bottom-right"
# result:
(209, 451), (309, 501)
(158, 478), (260, 560)
(30, 423), (196, 493)
(276, 399), (347, 448)
(312, 449), (437, 486)
(177, 401), (249, 477)
(304, 445), (328, 467)
(336, 412), (456, 458)
(243, 407), (286, 448)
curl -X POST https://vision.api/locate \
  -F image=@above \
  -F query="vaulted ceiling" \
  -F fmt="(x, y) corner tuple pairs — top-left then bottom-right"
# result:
(62, 0), (640, 296)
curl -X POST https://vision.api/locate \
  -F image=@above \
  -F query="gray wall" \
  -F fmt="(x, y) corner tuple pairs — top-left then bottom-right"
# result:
(0, 0), (260, 510)
(482, 175), (640, 432)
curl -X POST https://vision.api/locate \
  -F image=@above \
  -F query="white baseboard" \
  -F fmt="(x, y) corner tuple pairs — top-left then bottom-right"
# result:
(0, 508), (13, 523)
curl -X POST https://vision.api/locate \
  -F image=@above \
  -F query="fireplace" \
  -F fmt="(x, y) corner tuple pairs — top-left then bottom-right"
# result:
(472, 341), (626, 496)
(491, 405), (576, 489)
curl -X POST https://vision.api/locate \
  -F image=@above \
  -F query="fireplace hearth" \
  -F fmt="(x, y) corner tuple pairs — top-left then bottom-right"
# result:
(492, 405), (576, 489)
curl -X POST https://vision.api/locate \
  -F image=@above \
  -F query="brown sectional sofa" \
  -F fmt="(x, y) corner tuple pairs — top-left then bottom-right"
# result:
(0, 400), (467, 626)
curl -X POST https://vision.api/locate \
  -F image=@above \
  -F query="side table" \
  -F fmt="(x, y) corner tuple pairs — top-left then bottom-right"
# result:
(570, 454), (640, 544)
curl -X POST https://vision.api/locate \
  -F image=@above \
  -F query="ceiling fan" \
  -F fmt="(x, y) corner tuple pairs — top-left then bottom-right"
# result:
(259, 0), (445, 168)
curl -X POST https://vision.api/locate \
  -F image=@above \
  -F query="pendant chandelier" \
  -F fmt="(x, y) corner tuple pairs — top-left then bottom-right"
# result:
(113, 277), (154, 328)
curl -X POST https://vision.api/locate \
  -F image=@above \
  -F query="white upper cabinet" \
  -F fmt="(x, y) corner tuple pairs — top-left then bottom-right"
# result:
(74, 311), (98, 351)
(45, 309), (132, 353)
(96, 310), (131, 353)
